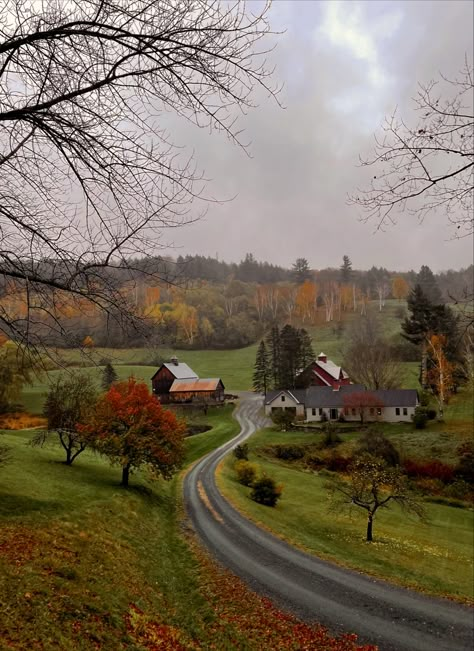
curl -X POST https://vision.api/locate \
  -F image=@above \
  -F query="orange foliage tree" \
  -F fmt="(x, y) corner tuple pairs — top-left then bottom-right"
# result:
(82, 379), (185, 487)
(82, 335), (94, 347)
(392, 276), (409, 301)
(296, 281), (317, 323)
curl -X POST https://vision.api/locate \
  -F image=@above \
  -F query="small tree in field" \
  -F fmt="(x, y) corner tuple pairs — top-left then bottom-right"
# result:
(328, 456), (424, 542)
(83, 378), (185, 487)
(32, 372), (98, 465)
(101, 362), (118, 390)
(343, 392), (384, 424)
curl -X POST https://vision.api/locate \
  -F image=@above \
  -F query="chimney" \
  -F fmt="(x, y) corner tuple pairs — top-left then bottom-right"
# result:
(170, 356), (179, 366)
(318, 352), (327, 363)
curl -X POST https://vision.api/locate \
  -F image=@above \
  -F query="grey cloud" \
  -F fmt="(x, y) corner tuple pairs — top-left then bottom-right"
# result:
(164, 0), (473, 271)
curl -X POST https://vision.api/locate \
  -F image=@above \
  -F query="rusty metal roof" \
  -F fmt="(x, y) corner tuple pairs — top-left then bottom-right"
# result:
(169, 378), (223, 392)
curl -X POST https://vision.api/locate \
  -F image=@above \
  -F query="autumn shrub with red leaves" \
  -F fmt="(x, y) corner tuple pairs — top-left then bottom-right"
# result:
(403, 458), (455, 483)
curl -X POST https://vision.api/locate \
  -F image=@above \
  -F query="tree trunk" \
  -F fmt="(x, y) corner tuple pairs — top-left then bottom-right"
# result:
(421, 342), (428, 389)
(121, 464), (130, 487)
(65, 448), (72, 465)
(366, 513), (373, 542)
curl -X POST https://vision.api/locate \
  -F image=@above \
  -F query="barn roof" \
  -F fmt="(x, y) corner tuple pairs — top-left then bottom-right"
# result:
(151, 362), (198, 380)
(170, 378), (223, 392)
(315, 358), (347, 380)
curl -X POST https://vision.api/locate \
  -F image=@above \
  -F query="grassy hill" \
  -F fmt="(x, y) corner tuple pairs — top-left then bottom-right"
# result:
(0, 408), (376, 650)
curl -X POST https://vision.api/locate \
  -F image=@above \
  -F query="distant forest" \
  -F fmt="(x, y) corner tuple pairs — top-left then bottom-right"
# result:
(1, 252), (472, 350)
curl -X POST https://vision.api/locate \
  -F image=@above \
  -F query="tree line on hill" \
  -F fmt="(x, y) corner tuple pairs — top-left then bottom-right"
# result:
(0, 252), (472, 353)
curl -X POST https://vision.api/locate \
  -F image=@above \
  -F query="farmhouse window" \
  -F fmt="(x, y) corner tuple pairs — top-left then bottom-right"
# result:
(396, 408), (400, 415)
(281, 395), (285, 402)
(377, 408), (382, 416)
(370, 408), (374, 415)
(319, 408), (323, 416)
(403, 407), (408, 415)
(312, 408), (316, 416)
(351, 408), (356, 415)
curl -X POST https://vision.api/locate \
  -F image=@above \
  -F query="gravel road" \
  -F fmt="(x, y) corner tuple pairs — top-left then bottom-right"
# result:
(183, 393), (474, 651)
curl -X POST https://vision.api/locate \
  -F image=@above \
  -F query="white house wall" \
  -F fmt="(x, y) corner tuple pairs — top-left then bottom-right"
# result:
(304, 406), (416, 423)
(264, 393), (305, 417)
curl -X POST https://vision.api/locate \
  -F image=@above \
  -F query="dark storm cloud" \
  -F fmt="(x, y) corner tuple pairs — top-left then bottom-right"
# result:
(166, 0), (473, 271)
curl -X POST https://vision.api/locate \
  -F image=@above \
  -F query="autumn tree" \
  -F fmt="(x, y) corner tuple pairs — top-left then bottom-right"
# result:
(32, 373), (98, 465)
(426, 335), (455, 419)
(343, 392), (384, 425)
(253, 341), (270, 393)
(296, 281), (317, 323)
(392, 277), (409, 301)
(342, 314), (402, 390)
(328, 456), (424, 542)
(0, 340), (33, 412)
(0, 0), (277, 357)
(351, 62), (473, 236)
(84, 378), (185, 487)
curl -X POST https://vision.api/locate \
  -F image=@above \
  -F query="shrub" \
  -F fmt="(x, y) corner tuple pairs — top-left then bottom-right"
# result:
(320, 411), (328, 423)
(274, 444), (305, 461)
(320, 424), (342, 448)
(325, 454), (351, 473)
(271, 410), (294, 431)
(412, 406), (429, 429)
(444, 480), (473, 502)
(355, 431), (400, 466)
(234, 460), (258, 487)
(305, 453), (325, 470)
(233, 443), (249, 461)
(427, 409), (437, 420)
(455, 452), (474, 484)
(403, 458), (454, 483)
(250, 475), (283, 507)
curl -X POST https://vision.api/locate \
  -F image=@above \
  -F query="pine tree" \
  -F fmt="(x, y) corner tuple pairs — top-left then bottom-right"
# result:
(298, 328), (315, 369)
(252, 341), (269, 393)
(402, 285), (459, 386)
(101, 362), (118, 390)
(340, 255), (353, 283)
(279, 324), (302, 389)
(266, 325), (281, 390)
(292, 258), (311, 284)
(416, 265), (443, 304)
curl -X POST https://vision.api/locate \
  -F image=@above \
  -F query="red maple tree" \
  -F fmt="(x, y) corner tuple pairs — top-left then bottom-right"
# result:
(343, 392), (384, 424)
(82, 378), (185, 487)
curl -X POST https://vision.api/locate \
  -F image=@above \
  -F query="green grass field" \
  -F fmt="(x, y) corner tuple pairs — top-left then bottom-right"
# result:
(0, 407), (250, 649)
(217, 426), (474, 602)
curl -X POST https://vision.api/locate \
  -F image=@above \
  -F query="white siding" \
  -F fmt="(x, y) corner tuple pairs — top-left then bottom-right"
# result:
(304, 406), (416, 423)
(265, 393), (304, 417)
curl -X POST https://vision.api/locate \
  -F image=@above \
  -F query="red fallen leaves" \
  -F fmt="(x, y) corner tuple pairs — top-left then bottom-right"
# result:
(0, 526), (39, 566)
(126, 604), (190, 651)
(189, 537), (378, 651)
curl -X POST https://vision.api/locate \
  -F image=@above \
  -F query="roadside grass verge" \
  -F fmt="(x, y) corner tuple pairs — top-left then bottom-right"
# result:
(217, 423), (474, 603)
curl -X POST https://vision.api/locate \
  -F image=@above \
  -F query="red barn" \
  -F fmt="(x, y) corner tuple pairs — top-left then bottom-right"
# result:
(299, 352), (351, 389)
(151, 357), (198, 403)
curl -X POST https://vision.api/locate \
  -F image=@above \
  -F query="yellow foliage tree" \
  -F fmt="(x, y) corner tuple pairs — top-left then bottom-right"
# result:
(426, 334), (455, 419)
(296, 281), (317, 323)
(83, 336), (94, 347)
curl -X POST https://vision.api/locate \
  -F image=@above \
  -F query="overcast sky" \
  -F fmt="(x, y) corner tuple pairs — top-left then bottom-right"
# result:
(165, 0), (473, 272)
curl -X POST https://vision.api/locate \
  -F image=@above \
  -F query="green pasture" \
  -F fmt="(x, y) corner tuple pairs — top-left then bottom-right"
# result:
(217, 425), (474, 602)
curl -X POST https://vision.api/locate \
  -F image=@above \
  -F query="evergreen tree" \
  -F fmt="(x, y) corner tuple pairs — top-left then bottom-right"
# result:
(299, 328), (315, 368)
(101, 362), (118, 390)
(402, 285), (459, 386)
(416, 265), (443, 304)
(252, 341), (269, 393)
(292, 258), (311, 284)
(266, 325), (281, 390)
(340, 255), (353, 284)
(279, 324), (302, 389)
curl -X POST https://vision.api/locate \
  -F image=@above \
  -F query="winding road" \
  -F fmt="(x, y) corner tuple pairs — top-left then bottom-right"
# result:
(184, 393), (474, 651)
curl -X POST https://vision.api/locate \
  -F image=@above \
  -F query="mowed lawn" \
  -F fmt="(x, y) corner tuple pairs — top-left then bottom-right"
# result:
(217, 410), (474, 603)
